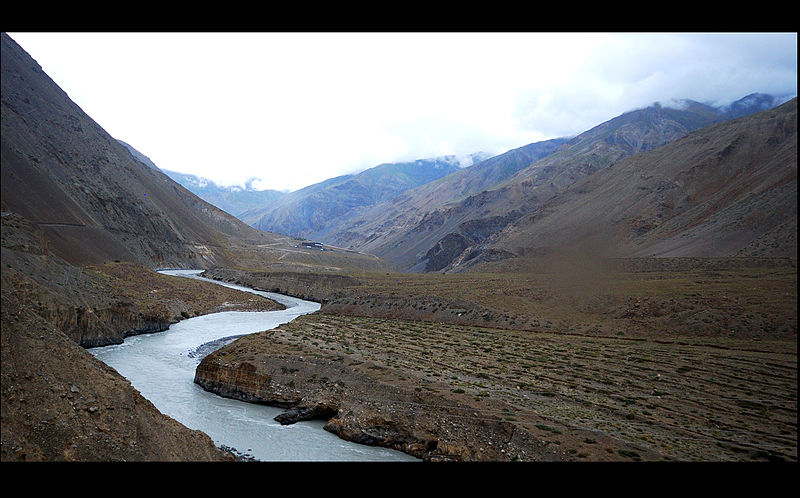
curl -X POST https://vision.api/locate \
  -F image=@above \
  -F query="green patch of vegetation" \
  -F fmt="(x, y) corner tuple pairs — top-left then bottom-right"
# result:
(535, 424), (562, 434)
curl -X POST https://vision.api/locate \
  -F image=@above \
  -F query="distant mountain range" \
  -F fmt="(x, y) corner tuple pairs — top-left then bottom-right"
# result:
(118, 138), (492, 235)
(299, 93), (795, 271)
(116, 140), (287, 219)
(239, 152), (493, 240)
(134, 90), (795, 273)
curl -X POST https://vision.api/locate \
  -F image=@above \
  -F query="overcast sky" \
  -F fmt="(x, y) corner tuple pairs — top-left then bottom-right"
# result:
(7, 32), (798, 192)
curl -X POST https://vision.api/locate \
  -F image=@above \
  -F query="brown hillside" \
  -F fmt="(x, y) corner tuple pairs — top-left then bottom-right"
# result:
(484, 98), (797, 268)
(329, 100), (750, 271)
(1, 33), (385, 273)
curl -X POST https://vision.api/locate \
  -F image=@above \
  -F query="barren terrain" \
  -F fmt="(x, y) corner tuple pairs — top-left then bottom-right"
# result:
(198, 256), (796, 461)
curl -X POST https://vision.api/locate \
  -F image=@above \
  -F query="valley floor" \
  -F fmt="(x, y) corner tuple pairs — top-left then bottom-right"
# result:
(234, 313), (795, 461)
(199, 257), (797, 462)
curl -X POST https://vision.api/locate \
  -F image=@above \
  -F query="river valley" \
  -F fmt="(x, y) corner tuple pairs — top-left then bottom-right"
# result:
(89, 270), (417, 462)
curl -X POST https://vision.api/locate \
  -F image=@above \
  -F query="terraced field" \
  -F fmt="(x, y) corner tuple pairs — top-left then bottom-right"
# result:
(269, 313), (796, 461)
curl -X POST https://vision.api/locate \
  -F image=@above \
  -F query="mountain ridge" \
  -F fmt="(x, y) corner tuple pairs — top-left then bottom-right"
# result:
(451, 98), (797, 271)
(241, 153), (492, 239)
(326, 93), (794, 272)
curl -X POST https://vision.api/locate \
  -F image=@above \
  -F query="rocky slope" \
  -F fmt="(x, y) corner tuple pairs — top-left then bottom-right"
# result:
(2, 33), (249, 268)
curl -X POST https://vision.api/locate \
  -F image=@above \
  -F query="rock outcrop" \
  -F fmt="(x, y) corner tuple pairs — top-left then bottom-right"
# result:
(44, 302), (171, 348)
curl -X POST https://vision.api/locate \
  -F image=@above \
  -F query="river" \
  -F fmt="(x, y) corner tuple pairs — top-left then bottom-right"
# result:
(89, 269), (417, 462)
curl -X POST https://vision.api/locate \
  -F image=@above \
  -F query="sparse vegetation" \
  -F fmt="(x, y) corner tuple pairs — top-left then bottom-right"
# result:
(204, 257), (796, 461)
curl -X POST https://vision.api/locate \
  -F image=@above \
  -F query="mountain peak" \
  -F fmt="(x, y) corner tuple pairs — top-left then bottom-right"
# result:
(720, 92), (793, 118)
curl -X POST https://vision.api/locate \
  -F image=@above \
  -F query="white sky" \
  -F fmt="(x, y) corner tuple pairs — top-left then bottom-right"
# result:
(7, 32), (798, 192)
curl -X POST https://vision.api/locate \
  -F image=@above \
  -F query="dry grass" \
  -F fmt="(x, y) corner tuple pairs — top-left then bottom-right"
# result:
(85, 262), (283, 319)
(306, 257), (797, 343)
(272, 312), (796, 461)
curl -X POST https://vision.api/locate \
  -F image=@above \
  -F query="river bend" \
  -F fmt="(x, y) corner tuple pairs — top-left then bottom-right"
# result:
(90, 269), (416, 461)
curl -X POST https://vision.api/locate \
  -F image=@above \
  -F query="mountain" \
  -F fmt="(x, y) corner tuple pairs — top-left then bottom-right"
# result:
(470, 98), (797, 269)
(159, 169), (286, 218)
(325, 94), (793, 271)
(240, 153), (490, 239)
(718, 93), (790, 119)
(1, 32), (253, 268)
(1, 33), (383, 273)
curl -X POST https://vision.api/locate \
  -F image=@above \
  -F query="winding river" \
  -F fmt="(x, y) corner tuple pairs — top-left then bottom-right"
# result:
(90, 269), (417, 462)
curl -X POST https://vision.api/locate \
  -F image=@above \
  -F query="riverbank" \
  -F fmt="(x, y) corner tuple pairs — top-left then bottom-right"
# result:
(196, 310), (797, 462)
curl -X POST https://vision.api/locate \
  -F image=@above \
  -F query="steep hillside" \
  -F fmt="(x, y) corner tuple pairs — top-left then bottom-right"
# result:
(241, 154), (487, 240)
(335, 98), (778, 271)
(472, 98), (797, 270)
(1, 33), (384, 274)
(1, 33), (258, 268)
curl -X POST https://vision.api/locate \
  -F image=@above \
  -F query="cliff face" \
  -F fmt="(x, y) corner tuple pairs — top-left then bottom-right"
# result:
(43, 301), (170, 348)
(195, 359), (299, 408)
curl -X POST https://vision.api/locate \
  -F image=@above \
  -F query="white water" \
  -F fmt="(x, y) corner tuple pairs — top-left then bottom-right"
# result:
(90, 269), (417, 461)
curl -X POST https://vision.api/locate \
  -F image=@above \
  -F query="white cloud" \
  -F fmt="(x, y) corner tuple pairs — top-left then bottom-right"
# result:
(7, 32), (797, 192)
